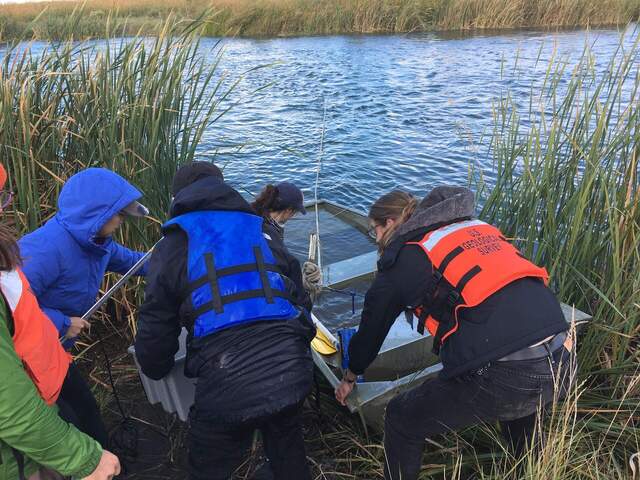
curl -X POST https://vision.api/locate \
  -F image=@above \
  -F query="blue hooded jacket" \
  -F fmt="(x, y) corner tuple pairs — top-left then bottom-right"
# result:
(19, 168), (148, 345)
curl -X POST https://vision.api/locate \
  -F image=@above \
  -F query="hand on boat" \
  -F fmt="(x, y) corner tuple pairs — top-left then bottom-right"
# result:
(335, 379), (355, 406)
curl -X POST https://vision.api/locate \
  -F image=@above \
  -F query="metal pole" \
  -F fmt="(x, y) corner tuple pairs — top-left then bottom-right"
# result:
(81, 240), (160, 321)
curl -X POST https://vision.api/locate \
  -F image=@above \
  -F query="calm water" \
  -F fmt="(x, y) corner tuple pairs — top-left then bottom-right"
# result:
(200, 28), (637, 211)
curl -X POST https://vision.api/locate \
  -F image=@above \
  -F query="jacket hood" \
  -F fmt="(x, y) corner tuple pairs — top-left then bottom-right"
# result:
(379, 186), (475, 270)
(168, 176), (254, 220)
(56, 168), (142, 248)
(393, 186), (476, 239)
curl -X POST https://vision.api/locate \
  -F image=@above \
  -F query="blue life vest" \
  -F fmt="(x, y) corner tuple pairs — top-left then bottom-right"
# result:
(163, 211), (299, 338)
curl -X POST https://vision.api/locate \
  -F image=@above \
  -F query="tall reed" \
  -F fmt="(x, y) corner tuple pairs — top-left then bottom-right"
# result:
(0, 14), (237, 245)
(477, 31), (639, 389)
(470, 28), (640, 478)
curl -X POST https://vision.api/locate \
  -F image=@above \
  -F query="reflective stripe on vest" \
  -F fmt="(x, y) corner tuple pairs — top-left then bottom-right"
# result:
(164, 211), (299, 338)
(408, 220), (549, 345)
(0, 269), (71, 405)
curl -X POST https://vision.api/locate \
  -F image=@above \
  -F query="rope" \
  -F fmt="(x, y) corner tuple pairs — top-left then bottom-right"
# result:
(302, 99), (328, 301)
(302, 260), (323, 302)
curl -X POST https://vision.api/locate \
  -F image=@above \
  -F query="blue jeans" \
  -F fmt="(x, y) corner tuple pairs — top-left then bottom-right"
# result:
(383, 346), (574, 480)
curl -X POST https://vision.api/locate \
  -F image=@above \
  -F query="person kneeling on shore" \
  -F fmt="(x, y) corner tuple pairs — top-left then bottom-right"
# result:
(335, 187), (575, 480)
(135, 162), (315, 480)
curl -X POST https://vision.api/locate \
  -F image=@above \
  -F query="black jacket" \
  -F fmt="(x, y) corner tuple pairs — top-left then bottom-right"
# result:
(348, 187), (568, 379)
(135, 177), (315, 423)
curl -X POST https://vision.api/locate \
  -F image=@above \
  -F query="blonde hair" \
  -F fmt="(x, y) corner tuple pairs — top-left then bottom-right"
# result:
(368, 190), (417, 252)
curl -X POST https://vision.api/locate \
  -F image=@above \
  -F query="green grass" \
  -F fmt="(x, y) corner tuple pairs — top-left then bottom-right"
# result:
(0, 0), (639, 41)
(0, 14), (233, 239)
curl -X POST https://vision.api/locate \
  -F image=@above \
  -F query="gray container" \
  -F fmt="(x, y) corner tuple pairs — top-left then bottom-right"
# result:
(128, 329), (194, 421)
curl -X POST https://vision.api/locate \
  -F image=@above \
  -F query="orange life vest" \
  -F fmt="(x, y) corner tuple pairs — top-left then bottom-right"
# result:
(407, 219), (549, 352)
(0, 268), (71, 405)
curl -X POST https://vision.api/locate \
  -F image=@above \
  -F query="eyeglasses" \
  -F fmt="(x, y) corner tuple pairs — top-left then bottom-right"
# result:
(0, 190), (13, 209)
(367, 224), (378, 240)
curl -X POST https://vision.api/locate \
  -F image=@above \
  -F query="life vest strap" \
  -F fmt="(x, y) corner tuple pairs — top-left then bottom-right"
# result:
(192, 289), (295, 318)
(454, 264), (482, 296)
(204, 253), (224, 314)
(413, 245), (466, 336)
(438, 245), (464, 273)
(189, 246), (290, 315)
(254, 246), (274, 304)
(188, 262), (282, 291)
(431, 264), (483, 353)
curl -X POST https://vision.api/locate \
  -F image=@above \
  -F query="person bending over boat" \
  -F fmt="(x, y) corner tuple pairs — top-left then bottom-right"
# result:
(0, 163), (120, 480)
(135, 162), (315, 480)
(19, 167), (150, 448)
(335, 187), (575, 480)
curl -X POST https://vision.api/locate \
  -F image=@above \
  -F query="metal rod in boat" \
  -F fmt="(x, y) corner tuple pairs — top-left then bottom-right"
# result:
(82, 241), (159, 321)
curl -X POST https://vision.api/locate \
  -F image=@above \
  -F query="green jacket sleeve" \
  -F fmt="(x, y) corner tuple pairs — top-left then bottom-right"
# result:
(0, 295), (103, 478)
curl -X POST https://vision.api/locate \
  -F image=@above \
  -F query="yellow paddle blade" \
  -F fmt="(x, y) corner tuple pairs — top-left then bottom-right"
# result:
(311, 327), (337, 355)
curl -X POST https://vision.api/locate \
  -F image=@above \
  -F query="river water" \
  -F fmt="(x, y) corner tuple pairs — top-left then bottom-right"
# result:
(202, 27), (636, 211)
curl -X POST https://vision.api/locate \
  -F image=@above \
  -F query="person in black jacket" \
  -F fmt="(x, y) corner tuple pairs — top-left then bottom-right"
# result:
(135, 163), (315, 480)
(335, 187), (575, 480)
(251, 182), (317, 311)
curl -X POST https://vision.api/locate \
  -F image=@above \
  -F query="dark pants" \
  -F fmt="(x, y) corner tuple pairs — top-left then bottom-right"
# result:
(384, 346), (574, 480)
(188, 402), (312, 480)
(57, 363), (109, 448)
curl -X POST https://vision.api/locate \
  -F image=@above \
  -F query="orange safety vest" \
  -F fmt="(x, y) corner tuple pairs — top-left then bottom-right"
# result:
(407, 219), (549, 352)
(0, 268), (71, 405)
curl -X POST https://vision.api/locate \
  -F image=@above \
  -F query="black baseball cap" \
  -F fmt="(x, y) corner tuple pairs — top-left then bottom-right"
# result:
(171, 162), (224, 196)
(276, 182), (306, 215)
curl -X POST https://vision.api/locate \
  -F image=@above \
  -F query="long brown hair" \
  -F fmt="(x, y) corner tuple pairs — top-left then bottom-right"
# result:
(369, 190), (417, 253)
(0, 223), (21, 271)
(252, 184), (282, 217)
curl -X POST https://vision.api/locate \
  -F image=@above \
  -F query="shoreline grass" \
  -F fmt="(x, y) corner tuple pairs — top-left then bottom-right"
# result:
(0, 0), (639, 41)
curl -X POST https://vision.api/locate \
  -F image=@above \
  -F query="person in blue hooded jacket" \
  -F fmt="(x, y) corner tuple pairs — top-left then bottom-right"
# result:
(18, 167), (150, 448)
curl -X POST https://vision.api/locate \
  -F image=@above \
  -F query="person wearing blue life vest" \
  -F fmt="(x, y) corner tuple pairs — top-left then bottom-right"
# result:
(19, 167), (150, 449)
(135, 162), (315, 480)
